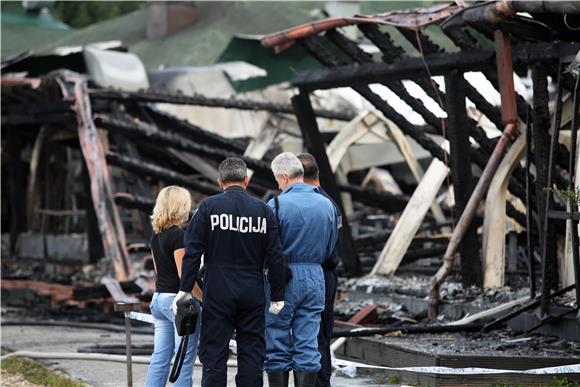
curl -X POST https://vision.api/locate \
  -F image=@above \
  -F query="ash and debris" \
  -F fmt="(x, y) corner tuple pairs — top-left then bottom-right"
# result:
(374, 331), (580, 359)
(334, 274), (536, 323)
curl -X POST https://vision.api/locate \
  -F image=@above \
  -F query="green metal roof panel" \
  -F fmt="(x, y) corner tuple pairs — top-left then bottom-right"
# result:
(217, 36), (321, 92)
(1, 24), (73, 58)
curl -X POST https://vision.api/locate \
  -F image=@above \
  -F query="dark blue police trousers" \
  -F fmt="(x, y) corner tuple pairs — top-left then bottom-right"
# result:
(199, 269), (265, 387)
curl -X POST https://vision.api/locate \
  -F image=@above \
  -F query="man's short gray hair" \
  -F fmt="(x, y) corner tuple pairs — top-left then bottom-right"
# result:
(271, 152), (304, 179)
(218, 157), (247, 182)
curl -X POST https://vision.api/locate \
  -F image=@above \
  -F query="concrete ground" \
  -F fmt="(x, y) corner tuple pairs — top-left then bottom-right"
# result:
(1, 325), (393, 386)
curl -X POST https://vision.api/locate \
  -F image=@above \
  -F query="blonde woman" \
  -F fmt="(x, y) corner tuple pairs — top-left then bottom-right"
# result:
(146, 186), (200, 387)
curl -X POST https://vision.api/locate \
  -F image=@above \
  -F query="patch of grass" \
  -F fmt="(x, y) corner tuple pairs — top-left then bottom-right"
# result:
(494, 378), (580, 387)
(388, 373), (400, 384)
(545, 186), (580, 206)
(550, 377), (580, 387)
(0, 356), (85, 387)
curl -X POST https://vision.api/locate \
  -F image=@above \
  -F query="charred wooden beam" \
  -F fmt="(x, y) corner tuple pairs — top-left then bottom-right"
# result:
(325, 29), (443, 135)
(394, 28), (529, 214)
(95, 115), (271, 174)
(73, 281), (143, 300)
(338, 184), (408, 213)
(325, 28), (531, 211)
(532, 64), (559, 309)
(72, 77), (132, 280)
(292, 42), (580, 91)
(1, 112), (75, 126)
(567, 74), (580, 303)
(292, 91), (361, 275)
(446, 27), (571, 188)
(398, 29), (500, 142)
(299, 35), (448, 164)
(114, 193), (155, 212)
(143, 106), (246, 153)
(445, 71), (482, 287)
(7, 128), (26, 257)
(107, 152), (220, 195)
(110, 133), (154, 239)
(81, 157), (104, 263)
(89, 88), (355, 121)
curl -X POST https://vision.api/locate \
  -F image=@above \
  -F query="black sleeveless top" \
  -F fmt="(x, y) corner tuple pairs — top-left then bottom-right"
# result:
(151, 225), (184, 293)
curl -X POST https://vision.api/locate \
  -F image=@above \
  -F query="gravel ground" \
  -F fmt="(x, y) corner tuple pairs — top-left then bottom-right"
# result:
(1, 369), (44, 387)
(1, 324), (393, 387)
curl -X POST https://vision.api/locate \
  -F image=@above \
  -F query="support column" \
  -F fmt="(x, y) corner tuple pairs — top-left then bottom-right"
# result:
(291, 90), (360, 275)
(81, 157), (105, 263)
(445, 71), (482, 287)
(532, 63), (559, 311)
(7, 128), (27, 257)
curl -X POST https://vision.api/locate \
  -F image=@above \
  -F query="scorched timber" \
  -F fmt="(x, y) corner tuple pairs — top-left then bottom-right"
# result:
(299, 35), (448, 164)
(114, 193), (155, 212)
(95, 115), (271, 174)
(292, 41), (579, 91)
(338, 184), (408, 213)
(89, 89), (355, 122)
(106, 152), (220, 195)
(144, 106), (246, 153)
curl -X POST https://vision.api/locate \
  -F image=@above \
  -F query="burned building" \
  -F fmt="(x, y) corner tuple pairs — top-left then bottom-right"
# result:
(2, 1), (580, 386)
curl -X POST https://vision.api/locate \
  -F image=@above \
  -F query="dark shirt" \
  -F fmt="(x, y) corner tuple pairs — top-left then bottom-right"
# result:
(151, 225), (184, 293)
(180, 186), (286, 301)
(319, 187), (342, 271)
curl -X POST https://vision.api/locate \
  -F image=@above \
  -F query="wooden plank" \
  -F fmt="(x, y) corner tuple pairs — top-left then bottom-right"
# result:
(243, 122), (278, 180)
(326, 110), (371, 171)
(447, 296), (528, 326)
(348, 304), (378, 325)
(483, 136), (525, 288)
(563, 129), (580, 298)
(331, 304), (377, 353)
(377, 115), (447, 224)
(371, 158), (448, 276)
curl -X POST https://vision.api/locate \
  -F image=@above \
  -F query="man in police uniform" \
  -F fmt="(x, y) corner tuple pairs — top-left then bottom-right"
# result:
(297, 153), (341, 387)
(174, 157), (286, 387)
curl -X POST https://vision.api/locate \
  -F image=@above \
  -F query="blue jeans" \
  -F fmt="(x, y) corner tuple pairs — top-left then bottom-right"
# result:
(145, 292), (201, 387)
(265, 263), (325, 373)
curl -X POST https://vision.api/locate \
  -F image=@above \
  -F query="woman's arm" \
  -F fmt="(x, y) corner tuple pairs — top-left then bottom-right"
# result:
(173, 248), (186, 279)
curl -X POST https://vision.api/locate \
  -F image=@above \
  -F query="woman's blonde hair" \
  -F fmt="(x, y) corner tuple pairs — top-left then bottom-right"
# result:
(150, 186), (192, 233)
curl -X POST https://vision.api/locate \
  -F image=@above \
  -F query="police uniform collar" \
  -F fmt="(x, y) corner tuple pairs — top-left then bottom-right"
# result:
(224, 185), (245, 192)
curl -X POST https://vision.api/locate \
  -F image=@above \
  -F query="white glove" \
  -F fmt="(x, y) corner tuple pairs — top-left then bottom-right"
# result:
(172, 291), (192, 315)
(269, 301), (284, 315)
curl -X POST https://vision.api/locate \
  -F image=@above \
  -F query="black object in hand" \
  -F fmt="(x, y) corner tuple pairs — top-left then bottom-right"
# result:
(174, 297), (200, 337)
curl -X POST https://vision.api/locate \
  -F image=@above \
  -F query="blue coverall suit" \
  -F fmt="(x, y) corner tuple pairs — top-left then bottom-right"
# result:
(317, 188), (342, 387)
(265, 183), (338, 373)
(180, 186), (286, 387)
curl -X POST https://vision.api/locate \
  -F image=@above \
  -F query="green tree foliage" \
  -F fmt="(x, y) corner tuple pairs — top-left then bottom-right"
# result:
(53, 1), (143, 28)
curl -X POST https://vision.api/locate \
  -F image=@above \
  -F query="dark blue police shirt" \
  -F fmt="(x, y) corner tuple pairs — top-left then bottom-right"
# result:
(179, 186), (285, 301)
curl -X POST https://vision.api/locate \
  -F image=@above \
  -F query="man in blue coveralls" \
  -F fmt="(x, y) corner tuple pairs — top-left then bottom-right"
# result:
(297, 153), (341, 387)
(173, 157), (286, 387)
(265, 152), (339, 387)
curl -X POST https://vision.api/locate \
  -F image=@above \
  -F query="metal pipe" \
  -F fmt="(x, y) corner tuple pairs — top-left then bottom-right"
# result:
(429, 29), (518, 318)
(124, 312), (133, 387)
